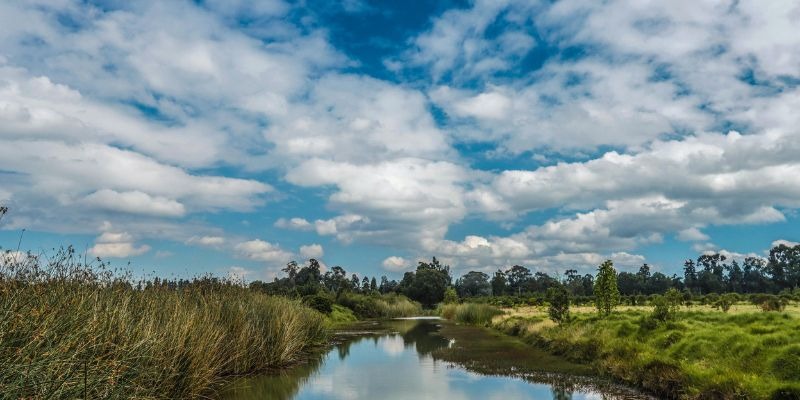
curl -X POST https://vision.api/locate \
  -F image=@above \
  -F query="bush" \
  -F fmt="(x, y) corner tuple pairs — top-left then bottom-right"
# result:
(713, 293), (738, 313)
(651, 288), (682, 322)
(443, 287), (459, 304)
(546, 285), (571, 325)
(755, 295), (788, 312)
(303, 294), (333, 313)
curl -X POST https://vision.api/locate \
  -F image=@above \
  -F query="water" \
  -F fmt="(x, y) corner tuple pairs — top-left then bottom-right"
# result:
(222, 319), (638, 400)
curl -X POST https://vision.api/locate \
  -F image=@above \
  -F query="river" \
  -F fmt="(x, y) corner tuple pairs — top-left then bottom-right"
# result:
(222, 318), (647, 400)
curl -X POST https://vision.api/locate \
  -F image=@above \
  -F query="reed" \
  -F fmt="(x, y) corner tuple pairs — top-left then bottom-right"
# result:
(440, 303), (504, 326)
(0, 247), (326, 399)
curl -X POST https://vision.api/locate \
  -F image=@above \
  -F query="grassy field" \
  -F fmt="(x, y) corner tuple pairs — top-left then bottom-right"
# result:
(0, 250), (327, 399)
(491, 304), (800, 399)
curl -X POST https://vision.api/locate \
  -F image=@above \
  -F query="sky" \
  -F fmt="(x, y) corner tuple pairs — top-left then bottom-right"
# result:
(1, 0), (799, 281)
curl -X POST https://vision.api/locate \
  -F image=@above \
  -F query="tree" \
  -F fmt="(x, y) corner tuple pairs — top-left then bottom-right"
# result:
(546, 285), (571, 324)
(683, 259), (697, 293)
(361, 276), (370, 292)
(370, 277), (378, 292)
(455, 271), (491, 297)
(350, 274), (360, 292)
(379, 276), (390, 293)
(282, 261), (299, 284)
(594, 260), (620, 316)
(403, 257), (452, 308)
(490, 270), (507, 296)
(443, 287), (459, 304)
(506, 265), (531, 295)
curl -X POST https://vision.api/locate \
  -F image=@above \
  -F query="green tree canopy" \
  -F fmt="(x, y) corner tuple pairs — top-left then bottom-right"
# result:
(594, 260), (620, 316)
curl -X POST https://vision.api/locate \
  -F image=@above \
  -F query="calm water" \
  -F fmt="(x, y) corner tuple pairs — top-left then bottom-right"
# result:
(222, 319), (634, 400)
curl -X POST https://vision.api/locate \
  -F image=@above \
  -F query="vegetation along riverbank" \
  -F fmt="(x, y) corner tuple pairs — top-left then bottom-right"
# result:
(438, 259), (800, 399)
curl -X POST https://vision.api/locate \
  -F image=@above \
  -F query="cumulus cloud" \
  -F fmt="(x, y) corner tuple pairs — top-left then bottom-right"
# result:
(299, 243), (324, 259)
(89, 229), (150, 258)
(677, 228), (710, 242)
(234, 239), (292, 263)
(287, 158), (469, 245)
(2, 0), (800, 275)
(382, 256), (410, 272)
(772, 240), (800, 248)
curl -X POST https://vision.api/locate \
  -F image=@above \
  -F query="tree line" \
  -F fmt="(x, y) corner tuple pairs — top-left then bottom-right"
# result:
(249, 242), (799, 310)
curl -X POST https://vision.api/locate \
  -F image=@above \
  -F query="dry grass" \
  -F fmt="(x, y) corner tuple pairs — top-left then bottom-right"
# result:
(0, 247), (326, 399)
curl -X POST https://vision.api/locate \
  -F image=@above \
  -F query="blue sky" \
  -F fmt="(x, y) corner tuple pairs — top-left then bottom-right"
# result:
(1, 0), (799, 281)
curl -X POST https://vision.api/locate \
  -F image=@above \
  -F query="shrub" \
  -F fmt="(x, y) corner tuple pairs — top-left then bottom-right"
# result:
(303, 294), (334, 313)
(546, 285), (571, 325)
(756, 295), (788, 312)
(713, 293), (738, 313)
(651, 288), (682, 322)
(443, 287), (459, 304)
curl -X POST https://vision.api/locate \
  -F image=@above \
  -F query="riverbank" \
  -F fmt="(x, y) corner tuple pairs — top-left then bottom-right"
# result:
(0, 250), (328, 399)
(487, 305), (800, 399)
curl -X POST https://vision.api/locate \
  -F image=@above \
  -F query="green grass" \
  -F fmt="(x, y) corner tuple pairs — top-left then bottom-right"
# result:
(336, 292), (422, 319)
(492, 308), (800, 399)
(0, 248), (327, 399)
(324, 304), (358, 327)
(439, 303), (504, 326)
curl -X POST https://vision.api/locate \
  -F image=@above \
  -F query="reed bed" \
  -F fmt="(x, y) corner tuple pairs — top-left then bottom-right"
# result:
(440, 303), (504, 326)
(0, 247), (326, 399)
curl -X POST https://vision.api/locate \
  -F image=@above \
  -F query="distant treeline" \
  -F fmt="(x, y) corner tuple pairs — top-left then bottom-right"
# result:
(251, 243), (800, 307)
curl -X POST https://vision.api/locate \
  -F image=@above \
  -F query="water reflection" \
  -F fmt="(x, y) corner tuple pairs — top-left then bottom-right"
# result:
(222, 319), (627, 400)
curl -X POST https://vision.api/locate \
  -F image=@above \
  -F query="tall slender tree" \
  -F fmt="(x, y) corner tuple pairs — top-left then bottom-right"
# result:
(594, 260), (620, 316)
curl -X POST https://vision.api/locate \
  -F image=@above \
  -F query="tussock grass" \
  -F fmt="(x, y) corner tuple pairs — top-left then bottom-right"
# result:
(439, 303), (504, 326)
(492, 306), (800, 399)
(336, 292), (421, 318)
(0, 247), (326, 399)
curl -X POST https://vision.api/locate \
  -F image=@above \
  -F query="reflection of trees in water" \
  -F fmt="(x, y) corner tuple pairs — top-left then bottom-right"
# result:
(336, 339), (353, 361)
(401, 321), (450, 356)
(551, 387), (573, 400)
(221, 354), (325, 400)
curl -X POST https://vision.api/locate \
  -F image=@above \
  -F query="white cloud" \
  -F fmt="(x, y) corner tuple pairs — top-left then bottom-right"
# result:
(299, 243), (324, 259)
(287, 158), (469, 245)
(88, 228), (150, 258)
(772, 240), (800, 248)
(234, 239), (292, 263)
(227, 266), (255, 282)
(677, 228), (710, 242)
(83, 189), (186, 218)
(274, 217), (313, 230)
(186, 236), (226, 247)
(382, 256), (410, 272)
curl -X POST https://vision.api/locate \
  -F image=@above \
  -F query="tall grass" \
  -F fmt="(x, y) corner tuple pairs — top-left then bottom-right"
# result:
(492, 309), (800, 399)
(0, 247), (326, 399)
(336, 292), (422, 318)
(440, 303), (504, 326)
